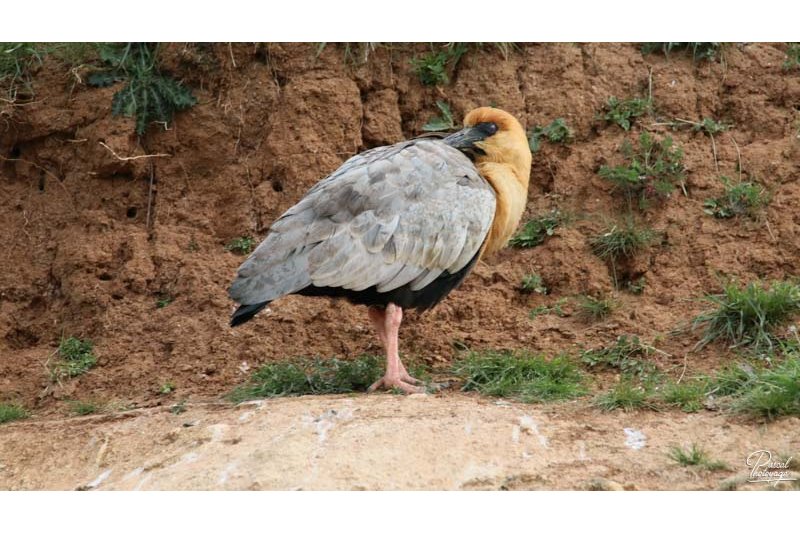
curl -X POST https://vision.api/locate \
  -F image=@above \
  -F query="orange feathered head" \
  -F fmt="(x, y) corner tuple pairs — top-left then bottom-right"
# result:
(445, 107), (532, 183)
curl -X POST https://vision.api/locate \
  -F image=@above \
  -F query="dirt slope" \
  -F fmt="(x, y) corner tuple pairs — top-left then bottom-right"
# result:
(2, 394), (797, 490)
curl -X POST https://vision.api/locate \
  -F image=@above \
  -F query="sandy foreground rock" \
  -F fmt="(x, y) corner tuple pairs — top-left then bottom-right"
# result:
(1, 394), (797, 490)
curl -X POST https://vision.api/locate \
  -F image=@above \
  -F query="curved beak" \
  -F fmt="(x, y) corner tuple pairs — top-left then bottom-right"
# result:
(443, 127), (487, 149)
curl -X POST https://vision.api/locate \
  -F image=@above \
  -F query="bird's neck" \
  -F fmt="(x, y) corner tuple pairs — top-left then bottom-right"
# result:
(478, 162), (530, 256)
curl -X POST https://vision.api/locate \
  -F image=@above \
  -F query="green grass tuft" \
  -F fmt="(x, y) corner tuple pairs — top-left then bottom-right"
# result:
(528, 118), (573, 152)
(668, 443), (729, 470)
(410, 43), (468, 86)
(520, 273), (547, 294)
(785, 43), (800, 70)
(703, 177), (769, 219)
(453, 350), (586, 403)
(51, 337), (97, 380)
(225, 236), (255, 255)
(589, 219), (655, 263)
(229, 355), (385, 402)
(599, 132), (685, 209)
(659, 379), (709, 413)
(576, 294), (616, 322)
(580, 335), (656, 378)
(0, 402), (29, 424)
(529, 298), (568, 319)
(734, 357), (800, 420)
(595, 380), (655, 411)
(692, 280), (800, 353)
(602, 96), (652, 131)
(69, 400), (101, 416)
(509, 210), (562, 248)
(642, 43), (721, 62)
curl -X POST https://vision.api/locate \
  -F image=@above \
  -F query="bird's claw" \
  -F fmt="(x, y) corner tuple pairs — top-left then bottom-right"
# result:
(368, 374), (426, 394)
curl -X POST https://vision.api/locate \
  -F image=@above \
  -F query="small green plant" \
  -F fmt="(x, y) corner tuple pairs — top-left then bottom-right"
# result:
(509, 210), (562, 248)
(576, 294), (616, 322)
(528, 118), (573, 152)
(589, 219), (655, 263)
(0, 402), (29, 424)
(703, 177), (769, 219)
(88, 43), (196, 135)
(659, 379), (709, 413)
(453, 350), (586, 403)
(520, 273), (547, 295)
(52, 337), (97, 380)
(602, 96), (652, 131)
(693, 117), (729, 136)
(422, 100), (457, 132)
(595, 380), (654, 411)
(529, 298), (568, 319)
(626, 278), (646, 295)
(784, 43), (800, 70)
(170, 400), (187, 415)
(69, 400), (101, 416)
(410, 43), (469, 86)
(229, 355), (385, 402)
(580, 335), (657, 377)
(160, 381), (176, 395)
(668, 443), (729, 470)
(599, 132), (685, 209)
(692, 280), (800, 353)
(225, 236), (255, 255)
(642, 43), (721, 62)
(734, 356), (800, 420)
(156, 296), (172, 309)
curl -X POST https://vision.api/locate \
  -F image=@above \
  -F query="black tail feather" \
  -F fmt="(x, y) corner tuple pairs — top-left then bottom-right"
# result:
(230, 302), (269, 327)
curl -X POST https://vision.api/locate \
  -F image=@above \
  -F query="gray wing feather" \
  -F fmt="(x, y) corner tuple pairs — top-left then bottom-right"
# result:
(228, 140), (495, 306)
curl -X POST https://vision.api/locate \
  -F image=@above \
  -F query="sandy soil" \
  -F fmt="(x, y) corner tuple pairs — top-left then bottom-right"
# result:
(2, 394), (797, 490)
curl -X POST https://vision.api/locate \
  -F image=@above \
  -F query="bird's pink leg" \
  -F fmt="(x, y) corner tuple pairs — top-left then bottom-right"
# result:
(367, 304), (425, 393)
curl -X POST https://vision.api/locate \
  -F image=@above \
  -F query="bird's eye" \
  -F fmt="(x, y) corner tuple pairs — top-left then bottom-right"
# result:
(476, 122), (498, 136)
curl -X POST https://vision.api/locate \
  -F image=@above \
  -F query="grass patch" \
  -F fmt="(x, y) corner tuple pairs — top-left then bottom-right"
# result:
(156, 296), (172, 309)
(410, 43), (469, 86)
(159, 381), (176, 394)
(595, 380), (655, 411)
(785, 43), (800, 70)
(453, 350), (586, 403)
(693, 117), (730, 136)
(528, 118), (573, 152)
(225, 236), (255, 255)
(0, 402), (28, 424)
(580, 335), (657, 378)
(509, 209), (562, 248)
(668, 443), (729, 470)
(529, 298), (568, 319)
(229, 355), (385, 402)
(589, 218), (655, 263)
(659, 379), (709, 413)
(576, 294), (616, 322)
(87, 43), (196, 135)
(734, 356), (800, 420)
(51, 337), (97, 380)
(642, 42), (721, 62)
(422, 100), (457, 132)
(520, 273), (547, 295)
(69, 400), (101, 416)
(599, 132), (685, 209)
(692, 280), (800, 353)
(703, 177), (769, 219)
(602, 96), (652, 131)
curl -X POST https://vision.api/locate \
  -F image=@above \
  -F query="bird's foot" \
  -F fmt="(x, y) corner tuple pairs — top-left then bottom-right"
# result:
(368, 373), (426, 394)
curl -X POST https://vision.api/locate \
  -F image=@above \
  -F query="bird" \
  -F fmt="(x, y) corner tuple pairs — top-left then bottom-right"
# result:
(228, 107), (532, 393)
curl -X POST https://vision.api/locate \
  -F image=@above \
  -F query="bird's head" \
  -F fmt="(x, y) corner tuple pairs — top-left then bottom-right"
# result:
(444, 107), (532, 184)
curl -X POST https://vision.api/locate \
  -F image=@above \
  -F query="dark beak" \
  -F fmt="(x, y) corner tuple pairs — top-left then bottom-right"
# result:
(443, 127), (487, 149)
